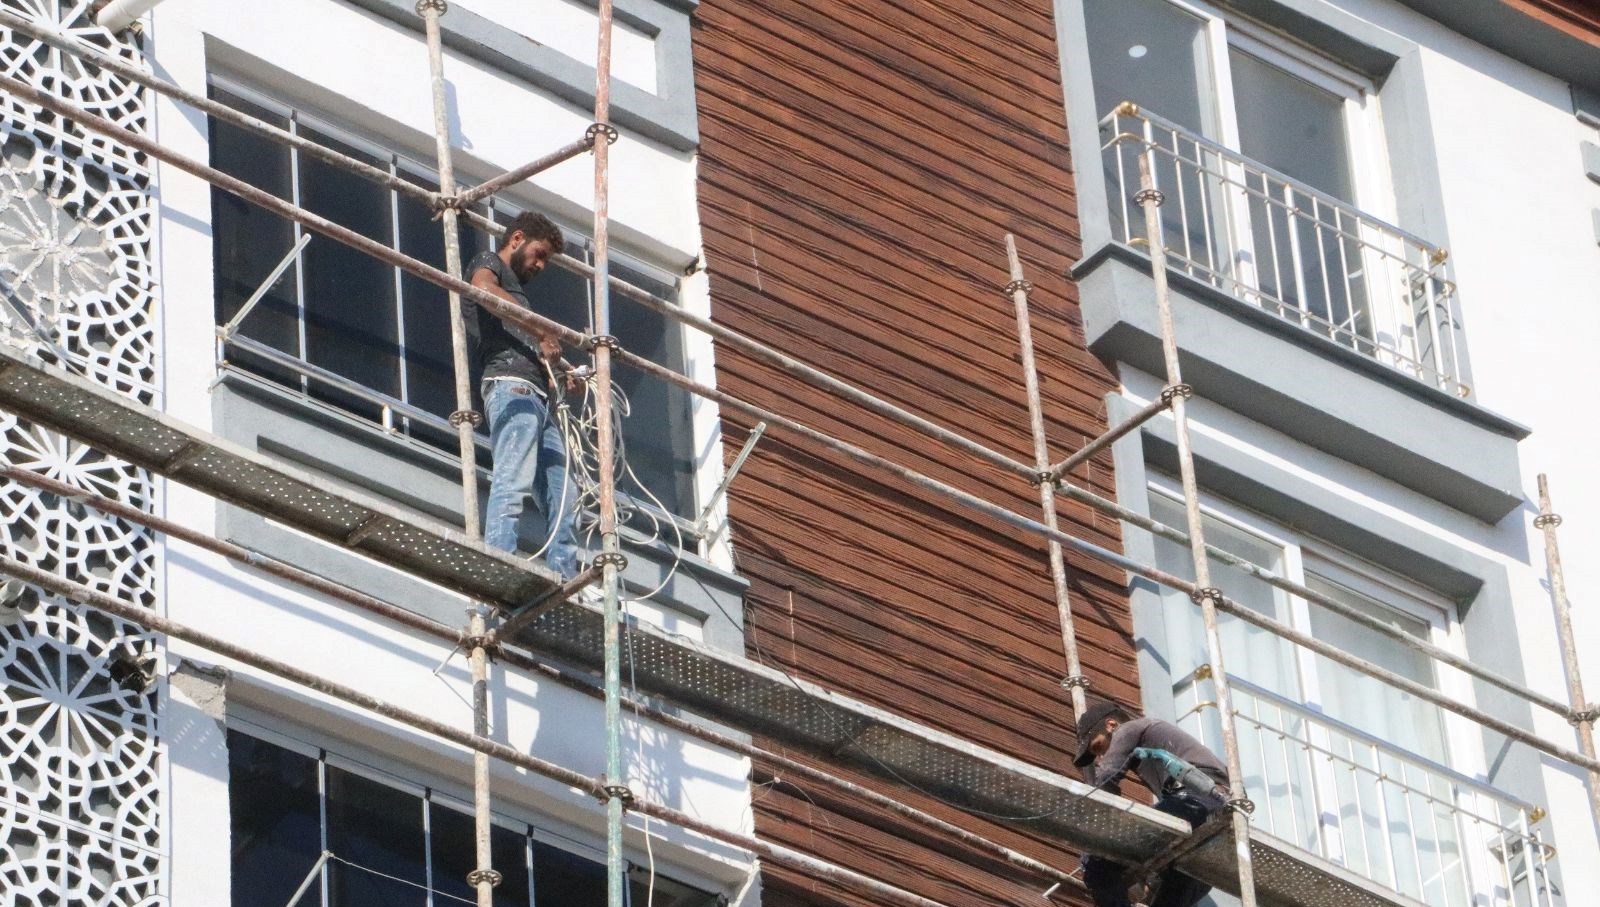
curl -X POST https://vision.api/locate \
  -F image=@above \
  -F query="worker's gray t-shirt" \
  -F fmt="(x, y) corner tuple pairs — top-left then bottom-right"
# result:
(1088, 716), (1228, 797)
(465, 250), (547, 386)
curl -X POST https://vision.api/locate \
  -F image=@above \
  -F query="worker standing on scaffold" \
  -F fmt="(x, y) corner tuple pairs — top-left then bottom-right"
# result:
(1074, 700), (1231, 907)
(466, 211), (582, 580)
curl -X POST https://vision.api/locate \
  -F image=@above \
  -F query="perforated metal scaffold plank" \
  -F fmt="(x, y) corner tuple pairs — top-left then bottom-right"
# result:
(520, 600), (1427, 907)
(0, 347), (560, 608)
(0, 348), (1420, 907)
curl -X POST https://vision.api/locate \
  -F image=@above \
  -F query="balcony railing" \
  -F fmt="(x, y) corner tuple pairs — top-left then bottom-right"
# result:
(1100, 105), (1468, 397)
(1175, 674), (1557, 907)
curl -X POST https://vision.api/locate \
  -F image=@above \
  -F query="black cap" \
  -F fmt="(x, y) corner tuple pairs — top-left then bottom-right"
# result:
(1072, 701), (1122, 767)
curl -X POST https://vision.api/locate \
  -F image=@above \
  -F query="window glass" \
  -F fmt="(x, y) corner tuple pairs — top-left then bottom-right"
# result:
(533, 840), (607, 907)
(325, 766), (427, 907)
(430, 802), (532, 906)
(1084, 0), (1213, 133)
(1229, 51), (1353, 201)
(227, 731), (322, 907)
(611, 262), (694, 519)
(209, 90), (301, 384)
(296, 128), (399, 418)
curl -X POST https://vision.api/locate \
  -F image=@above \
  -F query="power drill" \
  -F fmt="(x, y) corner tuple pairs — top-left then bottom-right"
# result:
(1132, 747), (1222, 798)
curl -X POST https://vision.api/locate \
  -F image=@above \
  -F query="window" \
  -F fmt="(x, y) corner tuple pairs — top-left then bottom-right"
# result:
(1146, 486), (1497, 906)
(208, 80), (698, 519)
(226, 728), (718, 907)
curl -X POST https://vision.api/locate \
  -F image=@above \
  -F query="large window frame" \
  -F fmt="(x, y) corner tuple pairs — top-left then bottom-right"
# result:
(207, 75), (702, 532)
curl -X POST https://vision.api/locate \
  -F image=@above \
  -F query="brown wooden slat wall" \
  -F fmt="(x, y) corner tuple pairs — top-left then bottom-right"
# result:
(691, 1), (1141, 904)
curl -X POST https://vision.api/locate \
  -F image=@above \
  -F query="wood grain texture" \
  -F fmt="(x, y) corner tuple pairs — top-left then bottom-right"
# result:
(691, 1), (1143, 903)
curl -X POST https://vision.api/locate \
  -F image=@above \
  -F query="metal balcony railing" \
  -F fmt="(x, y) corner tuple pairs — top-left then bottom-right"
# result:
(1176, 674), (1557, 907)
(1100, 105), (1468, 397)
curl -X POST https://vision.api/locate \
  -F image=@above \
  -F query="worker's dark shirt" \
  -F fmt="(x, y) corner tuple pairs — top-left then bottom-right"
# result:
(465, 250), (548, 386)
(1088, 717), (1228, 797)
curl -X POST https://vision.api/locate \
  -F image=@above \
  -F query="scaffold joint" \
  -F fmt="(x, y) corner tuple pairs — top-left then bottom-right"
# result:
(1002, 279), (1033, 297)
(1059, 675), (1092, 691)
(466, 868), (503, 888)
(414, 0), (448, 15)
(591, 551), (628, 571)
(1228, 796), (1256, 816)
(601, 783), (635, 808)
(461, 633), (493, 653)
(586, 122), (620, 147)
(1133, 188), (1166, 207)
(1159, 383), (1193, 405)
(1534, 512), (1563, 529)
(1569, 705), (1599, 727)
(448, 409), (483, 428)
(587, 333), (620, 351)
(1189, 587), (1222, 606)
(1030, 468), (1058, 488)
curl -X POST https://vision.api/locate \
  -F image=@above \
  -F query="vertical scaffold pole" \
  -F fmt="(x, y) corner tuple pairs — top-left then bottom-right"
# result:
(1135, 153), (1259, 907)
(1003, 235), (1089, 716)
(590, 2), (628, 906)
(418, 4), (497, 905)
(1535, 474), (1600, 829)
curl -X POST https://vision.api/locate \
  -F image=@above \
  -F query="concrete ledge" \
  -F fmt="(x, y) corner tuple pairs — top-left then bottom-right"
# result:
(1076, 242), (1527, 523)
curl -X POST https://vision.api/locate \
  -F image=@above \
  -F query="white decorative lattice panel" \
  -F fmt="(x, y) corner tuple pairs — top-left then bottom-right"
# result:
(0, 1), (163, 905)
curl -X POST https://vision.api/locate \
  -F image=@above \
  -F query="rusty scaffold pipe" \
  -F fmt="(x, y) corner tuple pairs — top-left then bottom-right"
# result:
(1535, 474), (1600, 831)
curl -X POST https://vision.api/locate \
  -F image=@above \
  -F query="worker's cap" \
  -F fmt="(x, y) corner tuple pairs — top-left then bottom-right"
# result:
(1072, 701), (1123, 767)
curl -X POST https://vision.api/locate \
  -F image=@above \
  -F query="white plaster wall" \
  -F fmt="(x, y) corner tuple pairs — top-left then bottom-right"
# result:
(145, 0), (750, 899)
(455, 0), (660, 93)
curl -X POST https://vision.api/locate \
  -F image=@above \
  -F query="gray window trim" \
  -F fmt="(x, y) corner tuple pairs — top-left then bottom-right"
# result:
(342, 0), (699, 151)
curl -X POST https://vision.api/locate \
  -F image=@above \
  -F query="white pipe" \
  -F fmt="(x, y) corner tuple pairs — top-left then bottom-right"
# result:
(95, 0), (167, 32)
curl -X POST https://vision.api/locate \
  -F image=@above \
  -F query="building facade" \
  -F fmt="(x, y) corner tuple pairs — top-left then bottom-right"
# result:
(0, 0), (1595, 906)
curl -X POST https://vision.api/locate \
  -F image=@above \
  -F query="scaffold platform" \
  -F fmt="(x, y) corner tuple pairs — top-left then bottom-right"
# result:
(0, 346), (1421, 907)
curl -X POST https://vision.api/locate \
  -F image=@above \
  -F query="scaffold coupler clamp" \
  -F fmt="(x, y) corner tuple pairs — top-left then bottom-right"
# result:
(1534, 511), (1563, 529)
(586, 122), (620, 147)
(1189, 587), (1223, 607)
(448, 409), (483, 428)
(600, 777), (636, 809)
(1227, 796), (1256, 816)
(1059, 674), (1092, 692)
(466, 868), (503, 888)
(432, 193), (465, 217)
(415, 0), (448, 15)
(1570, 704), (1599, 727)
(1031, 467), (1058, 488)
(1001, 278), (1032, 298)
(1133, 187), (1166, 207)
(591, 551), (628, 572)
(586, 333), (621, 352)
(1159, 383), (1193, 406)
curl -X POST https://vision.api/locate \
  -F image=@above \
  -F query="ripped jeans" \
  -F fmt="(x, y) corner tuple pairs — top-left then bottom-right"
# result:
(482, 379), (579, 579)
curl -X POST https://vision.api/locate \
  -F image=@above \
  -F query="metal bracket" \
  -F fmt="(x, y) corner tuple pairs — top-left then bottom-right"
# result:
(1030, 468), (1058, 488)
(1059, 675), (1092, 691)
(466, 868), (503, 887)
(591, 551), (628, 571)
(601, 783), (635, 808)
(1569, 705), (1599, 727)
(1133, 188), (1166, 207)
(1002, 279), (1033, 297)
(107, 650), (158, 692)
(461, 633), (493, 653)
(1189, 587), (1222, 606)
(586, 122), (620, 146)
(587, 333), (620, 351)
(1228, 797), (1256, 816)
(1534, 512), (1563, 529)
(448, 409), (483, 428)
(1159, 383), (1193, 405)
(415, 0), (448, 14)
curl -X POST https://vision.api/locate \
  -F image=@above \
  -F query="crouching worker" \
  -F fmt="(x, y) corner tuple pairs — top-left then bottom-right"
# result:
(1073, 701), (1232, 907)
(466, 212), (581, 579)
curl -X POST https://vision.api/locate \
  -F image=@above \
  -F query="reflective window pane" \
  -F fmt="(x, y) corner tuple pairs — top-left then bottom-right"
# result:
(430, 802), (532, 906)
(297, 128), (399, 417)
(533, 840), (606, 907)
(325, 767), (426, 907)
(209, 90), (301, 384)
(227, 731), (323, 907)
(611, 263), (694, 519)
(1085, 0), (1214, 133)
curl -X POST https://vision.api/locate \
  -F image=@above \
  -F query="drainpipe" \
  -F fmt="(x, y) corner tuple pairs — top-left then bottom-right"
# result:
(95, 0), (167, 32)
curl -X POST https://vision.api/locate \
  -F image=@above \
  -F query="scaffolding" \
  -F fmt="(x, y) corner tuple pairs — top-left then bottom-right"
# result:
(0, 5), (1595, 907)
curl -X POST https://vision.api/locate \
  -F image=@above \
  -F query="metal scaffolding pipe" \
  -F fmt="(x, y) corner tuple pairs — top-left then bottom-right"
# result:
(8, 64), (1594, 778)
(417, 4), (494, 898)
(1535, 474), (1600, 830)
(1136, 152), (1259, 907)
(453, 135), (596, 209)
(1045, 396), (1167, 483)
(0, 555), (959, 907)
(0, 462), (1081, 895)
(1003, 234), (1088, 716)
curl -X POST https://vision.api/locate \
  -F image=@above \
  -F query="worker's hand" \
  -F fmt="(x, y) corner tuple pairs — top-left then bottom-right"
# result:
(563, 374), (584, 396)
(539, 335), (563, 361)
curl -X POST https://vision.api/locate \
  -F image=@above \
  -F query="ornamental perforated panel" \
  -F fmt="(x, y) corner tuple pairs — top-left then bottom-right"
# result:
(0, 2), (163, 905)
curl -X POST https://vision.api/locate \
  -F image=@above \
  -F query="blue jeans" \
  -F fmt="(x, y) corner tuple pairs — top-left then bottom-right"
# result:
(482, 380), (579, 579)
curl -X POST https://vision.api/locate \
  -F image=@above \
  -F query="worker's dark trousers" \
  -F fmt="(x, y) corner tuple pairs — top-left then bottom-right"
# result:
(1082, 791), (1223, 907)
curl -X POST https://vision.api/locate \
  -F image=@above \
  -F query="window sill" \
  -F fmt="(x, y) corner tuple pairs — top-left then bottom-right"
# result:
(1073, 240), (1529, 523)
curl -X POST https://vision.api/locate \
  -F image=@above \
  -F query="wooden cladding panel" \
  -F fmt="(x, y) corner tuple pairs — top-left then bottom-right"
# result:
(693, 0), (1138, 903)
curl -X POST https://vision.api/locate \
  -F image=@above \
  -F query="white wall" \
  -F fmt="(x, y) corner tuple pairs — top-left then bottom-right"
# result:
(146, 0), (751, 898)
